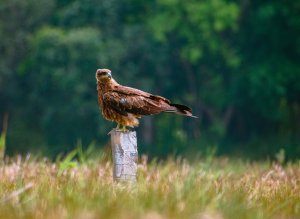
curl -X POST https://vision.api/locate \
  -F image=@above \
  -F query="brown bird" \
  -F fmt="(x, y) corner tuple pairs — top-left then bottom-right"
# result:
(96, 69), (197, 131)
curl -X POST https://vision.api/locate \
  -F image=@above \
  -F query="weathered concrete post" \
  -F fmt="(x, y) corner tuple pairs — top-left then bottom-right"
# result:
(109, 129), (138, 183)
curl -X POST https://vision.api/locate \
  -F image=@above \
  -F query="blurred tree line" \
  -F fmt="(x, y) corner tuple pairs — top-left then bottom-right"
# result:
(0, 0), (299, 158)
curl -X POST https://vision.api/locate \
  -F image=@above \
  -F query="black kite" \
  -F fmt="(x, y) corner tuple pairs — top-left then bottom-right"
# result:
(96, 69), (196, 131)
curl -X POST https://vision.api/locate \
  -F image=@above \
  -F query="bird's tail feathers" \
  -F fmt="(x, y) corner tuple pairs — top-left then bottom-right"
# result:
(165, 104), (198, 118)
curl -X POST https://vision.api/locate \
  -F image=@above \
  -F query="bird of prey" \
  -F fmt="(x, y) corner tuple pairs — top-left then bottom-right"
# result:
(96, 69), (197, 131)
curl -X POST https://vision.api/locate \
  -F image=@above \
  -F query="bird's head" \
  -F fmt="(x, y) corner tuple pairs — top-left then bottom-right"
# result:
(96, 69), (112, 83)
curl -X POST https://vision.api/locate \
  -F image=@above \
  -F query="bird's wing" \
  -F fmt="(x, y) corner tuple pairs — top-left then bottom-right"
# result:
(103, 89), (170, 116)
(111, 85), (171, 104)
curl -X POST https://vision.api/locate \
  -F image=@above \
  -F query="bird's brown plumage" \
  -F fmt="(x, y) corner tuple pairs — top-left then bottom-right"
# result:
(96, 69), (196, 129)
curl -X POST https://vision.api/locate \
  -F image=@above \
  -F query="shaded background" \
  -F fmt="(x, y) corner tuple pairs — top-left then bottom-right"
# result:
(0, 0), (299, 159)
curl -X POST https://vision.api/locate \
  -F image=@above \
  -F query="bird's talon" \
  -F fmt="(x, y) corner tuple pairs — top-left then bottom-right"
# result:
(114, 124), (129, 132)
(121, 125), (129, 132)
(115, 123), (122, 131)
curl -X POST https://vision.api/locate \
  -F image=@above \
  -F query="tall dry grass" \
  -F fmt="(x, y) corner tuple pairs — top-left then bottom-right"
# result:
(0, 154), (300, 219)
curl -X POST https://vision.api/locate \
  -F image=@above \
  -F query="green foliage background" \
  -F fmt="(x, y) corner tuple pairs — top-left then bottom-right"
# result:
(0, 0), (299, 158)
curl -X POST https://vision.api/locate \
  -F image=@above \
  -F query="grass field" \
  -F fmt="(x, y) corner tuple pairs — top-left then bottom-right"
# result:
(0, 153), (300, 219)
